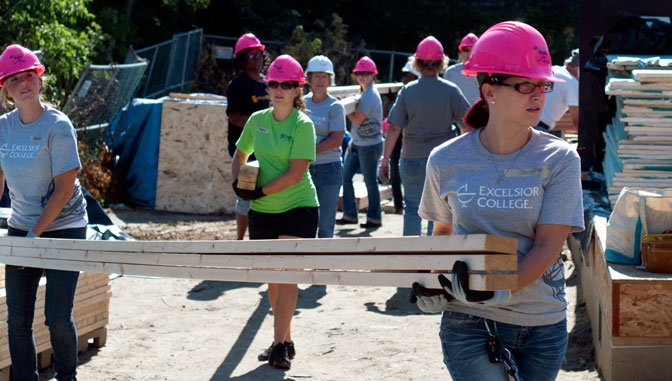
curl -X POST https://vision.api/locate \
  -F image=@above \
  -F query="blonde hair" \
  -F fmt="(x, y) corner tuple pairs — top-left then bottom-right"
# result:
(411, 56), (449, 75)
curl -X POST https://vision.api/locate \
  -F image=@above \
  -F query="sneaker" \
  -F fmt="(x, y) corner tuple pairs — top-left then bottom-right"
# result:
(336, 217), (358, 225)
(269, 342), (291, 369)
(258, 341), (295, 361)
(360, 221), (382, 228)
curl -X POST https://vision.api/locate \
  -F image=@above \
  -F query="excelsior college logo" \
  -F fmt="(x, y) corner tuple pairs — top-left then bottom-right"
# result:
(456, 184), (538, 209)
(0, 143), (41, 159)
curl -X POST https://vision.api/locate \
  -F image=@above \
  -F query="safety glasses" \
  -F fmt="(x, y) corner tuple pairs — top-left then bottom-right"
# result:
(495, 81), (554, 94)
(267, 81), (298, 90)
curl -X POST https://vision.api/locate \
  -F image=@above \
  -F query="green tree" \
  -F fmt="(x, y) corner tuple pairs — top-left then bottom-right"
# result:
(0, 0), (103, 107)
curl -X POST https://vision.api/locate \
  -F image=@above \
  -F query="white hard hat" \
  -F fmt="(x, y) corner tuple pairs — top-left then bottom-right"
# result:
(402, 61), (420, 77)
(306, 55), (334, 75)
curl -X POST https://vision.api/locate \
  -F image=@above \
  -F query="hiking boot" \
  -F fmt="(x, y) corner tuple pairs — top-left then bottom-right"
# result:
(258, 341), (295, 361)
(269, 342), (291, 369)
(336, 217), (358, 225)
(360, 221), (382, 229)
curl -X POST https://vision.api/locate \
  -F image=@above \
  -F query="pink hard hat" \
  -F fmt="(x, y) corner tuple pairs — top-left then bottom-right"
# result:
(415, 36), (445, 61)
(265, 54), (306, 84)
(462, 21), (564, 82)
(0, 44), (45, 87)
(458, 33), (479, 51)
(233, 33), (265, 58)
(353, 56), (378, 75)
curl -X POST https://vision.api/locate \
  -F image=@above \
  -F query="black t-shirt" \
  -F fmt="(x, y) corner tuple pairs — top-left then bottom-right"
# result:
(226, 72), (269, 156)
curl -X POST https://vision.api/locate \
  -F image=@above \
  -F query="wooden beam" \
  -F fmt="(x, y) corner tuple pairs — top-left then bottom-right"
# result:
(0, 234), (518, 255)
(0, 254), (515, 291)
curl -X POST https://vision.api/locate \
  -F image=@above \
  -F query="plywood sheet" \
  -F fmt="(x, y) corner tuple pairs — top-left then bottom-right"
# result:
(156, 99), (235, 214)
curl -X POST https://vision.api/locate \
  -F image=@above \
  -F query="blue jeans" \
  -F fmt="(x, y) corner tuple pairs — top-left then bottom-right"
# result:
(399, 157), (433, 236)
(342, 142), (382, 224)
(310, 161), (343, 238)
(6, 226), (86, 381)
(439, 311), (568, 381)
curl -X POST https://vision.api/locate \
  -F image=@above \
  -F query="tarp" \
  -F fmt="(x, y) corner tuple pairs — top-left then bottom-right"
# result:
(105, 98), (165, 208)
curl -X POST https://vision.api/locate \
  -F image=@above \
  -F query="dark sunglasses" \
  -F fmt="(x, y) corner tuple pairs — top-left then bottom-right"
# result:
(461, 47), (472, 53)
(495, 81), (554, 94)
(267, 81), (298, 90)
(355, 71), (374, 76)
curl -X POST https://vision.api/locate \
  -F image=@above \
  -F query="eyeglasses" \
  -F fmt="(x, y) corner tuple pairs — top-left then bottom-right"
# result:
(267, 81), (298, 90)
(461, 47), (472, 53)
(355, 72), (373, 77)
(246, 50), (263, 59)
(495, 81), (554, 94)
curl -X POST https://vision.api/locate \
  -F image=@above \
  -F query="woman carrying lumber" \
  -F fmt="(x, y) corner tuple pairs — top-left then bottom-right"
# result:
(412, 22), (584, 380)
(0, 44), (88, 381)
(337, 56), (384, 229)
(226, 33), (270, 241)
(231, 54), (318, 370)
(381, 36), (471, 236)
(304, 55), (346, 238)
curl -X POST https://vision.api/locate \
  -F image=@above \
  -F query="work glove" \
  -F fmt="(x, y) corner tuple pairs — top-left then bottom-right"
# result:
(232, 180), (265, 201)
(410, 282), (453, 313)
(25, 229), (37, 238)
(438, 261), (511, 306)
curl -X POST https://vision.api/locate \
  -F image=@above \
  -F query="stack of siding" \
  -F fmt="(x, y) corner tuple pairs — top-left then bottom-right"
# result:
(0, 267), (111, 370)
(603, 55), (672, 206)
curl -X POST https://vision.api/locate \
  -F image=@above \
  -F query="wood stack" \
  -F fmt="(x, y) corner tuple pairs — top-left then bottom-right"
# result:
(0, 271), (111, 374)
(604, 55), (672, 206)
(0, 235), (518, 291)
(237, 161), (259, 190)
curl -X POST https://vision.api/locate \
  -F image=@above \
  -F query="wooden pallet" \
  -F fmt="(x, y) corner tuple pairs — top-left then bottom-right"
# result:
(0, 235), (518, 291)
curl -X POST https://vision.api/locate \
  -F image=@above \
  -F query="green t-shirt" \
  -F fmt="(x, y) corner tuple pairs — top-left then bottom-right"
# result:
(236, 108), (318, 213)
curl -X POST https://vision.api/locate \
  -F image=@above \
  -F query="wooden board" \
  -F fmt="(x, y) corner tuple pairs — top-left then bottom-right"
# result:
(0, 235), (518, 291)
(155, 99), (235, 214)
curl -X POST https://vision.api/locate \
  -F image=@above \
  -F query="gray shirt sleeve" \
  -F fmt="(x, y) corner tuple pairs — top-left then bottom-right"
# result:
(49, 121), (82, 176)
(451, 88), (470, 130)
(387, 87), (407, 127)
(329, 102), (346, 132)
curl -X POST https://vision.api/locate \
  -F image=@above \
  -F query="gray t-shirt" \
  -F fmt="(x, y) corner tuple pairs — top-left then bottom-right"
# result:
(304, 93), (346, 165)
(350, 86), (383, 147)
(387, 76), (469, 158)
(419, 129), (584, 326)
(443, 62), (481, 105)
(0, 107), (88, 231)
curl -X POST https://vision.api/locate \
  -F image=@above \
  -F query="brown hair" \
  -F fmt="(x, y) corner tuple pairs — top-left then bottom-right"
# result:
(463, 73), (514, 129)
(293, 86), (305, 111)
(410, 56), (449, 75)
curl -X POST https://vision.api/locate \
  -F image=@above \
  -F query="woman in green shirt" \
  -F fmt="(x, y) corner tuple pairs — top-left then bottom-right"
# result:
(231, 54), (318, 370)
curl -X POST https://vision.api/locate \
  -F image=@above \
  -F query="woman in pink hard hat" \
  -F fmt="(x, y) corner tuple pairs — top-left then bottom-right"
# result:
(231, 54), (318, 370)
(411, 22), (584, 380)
(444, 32), (481, 104)
(336, 56), (384, 229)
(0, 44), (88, 380)
(227, 33), (270, 241)
(382, 36), (470, 236)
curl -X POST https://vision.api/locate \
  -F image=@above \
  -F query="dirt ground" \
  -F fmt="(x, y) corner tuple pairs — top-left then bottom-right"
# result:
(39, 199), (600, 381)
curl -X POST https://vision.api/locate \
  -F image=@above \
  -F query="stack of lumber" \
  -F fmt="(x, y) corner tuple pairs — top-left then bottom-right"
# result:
(0, 271), (111, 372)
(0, 235), (518, 291)
(603, 55), (672, 206)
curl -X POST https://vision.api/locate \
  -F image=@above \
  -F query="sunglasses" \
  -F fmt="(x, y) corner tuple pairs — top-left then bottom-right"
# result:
(355, 72), (374, 77)
(267, 81), (298, 90)
(461, 47), (472, 53)
(495, 81), (554, 94)
(246, 50), (263, 58)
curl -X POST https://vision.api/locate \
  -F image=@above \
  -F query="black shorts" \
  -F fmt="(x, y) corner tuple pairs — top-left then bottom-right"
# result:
(248, 207), (319, 239)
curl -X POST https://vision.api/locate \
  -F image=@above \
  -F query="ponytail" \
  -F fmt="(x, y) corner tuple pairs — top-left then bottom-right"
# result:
(463, 98), (489, 129)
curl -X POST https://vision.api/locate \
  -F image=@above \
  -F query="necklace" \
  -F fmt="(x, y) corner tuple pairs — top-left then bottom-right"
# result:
(481, 128), (528, 184)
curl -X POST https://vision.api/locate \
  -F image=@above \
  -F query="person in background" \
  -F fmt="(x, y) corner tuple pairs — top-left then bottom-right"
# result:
(226, 33), (269, 240)
(0, 44), (88, 381)
(536, 48), (579, 137)
(443, 33), (480, 105)
(303, 55), (346, 238)
(412, 22), (584, 380)
(382, 36), (470, 236)
(231, 54), (318, 370)
(337, 56), (384, 229)
(382, 60), (419, 214)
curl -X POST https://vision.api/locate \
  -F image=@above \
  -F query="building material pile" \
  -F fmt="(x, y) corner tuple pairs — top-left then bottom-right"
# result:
(604, 55), (672, 206)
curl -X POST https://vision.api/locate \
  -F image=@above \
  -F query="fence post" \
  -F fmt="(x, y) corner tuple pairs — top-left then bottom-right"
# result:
(388, 51), (395, 83)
